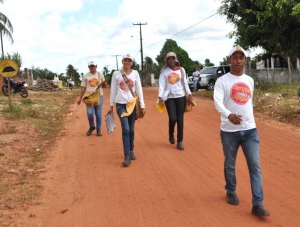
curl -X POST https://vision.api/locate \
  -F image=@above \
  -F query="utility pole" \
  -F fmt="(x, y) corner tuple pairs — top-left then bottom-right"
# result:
(111, 55), (121, 70)
(133, 22), (147, 85)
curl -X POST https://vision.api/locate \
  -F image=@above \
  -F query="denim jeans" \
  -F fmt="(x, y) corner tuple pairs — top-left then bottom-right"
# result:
(116, 103), (136, 156)
(220, 128), (264, 206)
(165, 96), (186, 142)
(86, 95), (104, 130)
(193, 80), (198, 92)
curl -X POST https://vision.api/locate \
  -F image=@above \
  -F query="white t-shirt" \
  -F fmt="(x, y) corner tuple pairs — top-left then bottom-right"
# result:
(109, 70), (145, 108)
(192, 71), (200, 81)
(158, 67), (192, 99)
(81, 72), (105, 96)
(214, 72), (256, 132)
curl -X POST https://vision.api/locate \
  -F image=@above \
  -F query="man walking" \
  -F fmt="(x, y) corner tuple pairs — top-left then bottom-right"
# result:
(213, 45), (270, 217)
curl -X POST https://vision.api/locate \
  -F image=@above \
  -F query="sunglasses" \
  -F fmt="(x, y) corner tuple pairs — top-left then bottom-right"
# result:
(89, 65), (96, 67)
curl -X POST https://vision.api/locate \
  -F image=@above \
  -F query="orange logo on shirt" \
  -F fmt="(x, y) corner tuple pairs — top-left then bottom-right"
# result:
(168, 72), (180, 85)
(230, 82), (251, 105)
(120, 79), (134, 92)
(89, 78), (99, 87)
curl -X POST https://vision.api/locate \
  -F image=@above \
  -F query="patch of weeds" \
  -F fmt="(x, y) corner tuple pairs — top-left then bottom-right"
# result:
(20, 99), (33, 105)
(0, 126), (18, 135)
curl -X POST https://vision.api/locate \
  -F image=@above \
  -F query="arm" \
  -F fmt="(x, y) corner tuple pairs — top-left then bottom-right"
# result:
(77, 86), (86, 105)
(108, 72), (117, 113)
(158, 70), (166, 103)
(134, 71), (146, 110)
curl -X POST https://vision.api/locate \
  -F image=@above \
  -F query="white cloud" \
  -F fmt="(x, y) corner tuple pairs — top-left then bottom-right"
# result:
(1, 0), (262, 75)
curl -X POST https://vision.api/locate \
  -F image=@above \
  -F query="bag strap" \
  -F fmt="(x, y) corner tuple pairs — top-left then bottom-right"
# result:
(120, 70), (136, 97)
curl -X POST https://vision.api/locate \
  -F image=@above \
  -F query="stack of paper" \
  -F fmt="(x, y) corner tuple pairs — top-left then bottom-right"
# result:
(105, 113), (116, 134)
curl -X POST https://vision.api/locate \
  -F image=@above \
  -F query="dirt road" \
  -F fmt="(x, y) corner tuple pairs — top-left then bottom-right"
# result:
(14, 87), (300, 227)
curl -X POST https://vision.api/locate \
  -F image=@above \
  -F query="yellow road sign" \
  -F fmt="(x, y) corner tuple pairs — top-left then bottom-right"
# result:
(0, 60), (19, 78)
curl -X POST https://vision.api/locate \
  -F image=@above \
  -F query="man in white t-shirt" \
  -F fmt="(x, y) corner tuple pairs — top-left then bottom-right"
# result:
(78, 61), (106, 136)
(192, 67), (200, 92)
(214, 45), (270, 217)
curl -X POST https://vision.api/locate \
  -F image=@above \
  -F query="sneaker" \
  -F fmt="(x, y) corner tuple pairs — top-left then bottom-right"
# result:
(252, 206), (270, 217)
(177, 141), (184, 150)
(122, 155), (131, 167)
(86, 126), (95, 136)
(226, 193), (239, 205)
(169, 136), (175, 144)
(130, 151), (136, 160)
(97, 130), (102, 136)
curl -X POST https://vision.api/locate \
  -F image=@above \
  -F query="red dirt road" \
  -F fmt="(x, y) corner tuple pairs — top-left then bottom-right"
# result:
(15, 87), (300, 227)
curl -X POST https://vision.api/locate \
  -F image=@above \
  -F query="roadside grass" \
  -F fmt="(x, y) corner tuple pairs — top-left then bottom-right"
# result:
(0, 89), (78, 223)
(195, 82), (300, 127)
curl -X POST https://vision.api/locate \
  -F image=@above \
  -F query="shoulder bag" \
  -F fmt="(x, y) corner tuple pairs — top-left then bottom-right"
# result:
(120, 70), (144, 120)
(82, 72), (103, 106)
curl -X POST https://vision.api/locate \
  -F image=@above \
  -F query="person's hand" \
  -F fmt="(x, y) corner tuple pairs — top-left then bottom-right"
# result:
(158, 97), (163, 103)
(107, 106), (113, 114)
(228, 113), (242, 125)
(141, 108), (147, 116)
(187, 95), (193, 104)
(77, 99), (81, 105)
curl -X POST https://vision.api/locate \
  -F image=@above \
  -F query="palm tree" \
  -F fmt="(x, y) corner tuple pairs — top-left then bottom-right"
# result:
(0, 1), (14, 58)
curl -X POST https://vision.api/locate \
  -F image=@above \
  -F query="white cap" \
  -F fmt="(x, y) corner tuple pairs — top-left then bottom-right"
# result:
(122, 54), (134, 61)
(228, 45), (248, 58)
(88, 61), (97, 66)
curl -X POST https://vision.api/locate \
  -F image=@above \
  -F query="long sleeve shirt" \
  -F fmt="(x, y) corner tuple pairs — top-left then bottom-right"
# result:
(158, 67), (191, 99)
(109, 70), (145, 108)
(214, 72), (256, 132)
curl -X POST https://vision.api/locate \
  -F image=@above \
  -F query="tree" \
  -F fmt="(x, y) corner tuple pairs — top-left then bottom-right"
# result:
(204, 59), (214, 67)
(0, 1), (14, 58)
(0, 52), (22, 68)
(155, 39), (195, 75)
(218, 0), (300, 67)
(66, 64), (80, 84)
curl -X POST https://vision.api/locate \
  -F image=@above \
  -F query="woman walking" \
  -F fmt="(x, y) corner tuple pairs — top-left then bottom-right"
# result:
(108, 54), (146, 167)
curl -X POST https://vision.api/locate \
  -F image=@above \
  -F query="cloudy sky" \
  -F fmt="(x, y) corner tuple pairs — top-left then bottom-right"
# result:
(1, 0), (261, 75)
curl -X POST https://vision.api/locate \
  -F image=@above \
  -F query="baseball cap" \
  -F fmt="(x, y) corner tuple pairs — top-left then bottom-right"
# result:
(88, 61), (97, 66)
(122, 54), (134, 61)
(228, 45), (248, 58)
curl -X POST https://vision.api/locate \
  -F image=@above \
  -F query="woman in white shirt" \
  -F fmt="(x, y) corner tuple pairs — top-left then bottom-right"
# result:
(108, 54), (146, 167)
(157, 52), (193, 150)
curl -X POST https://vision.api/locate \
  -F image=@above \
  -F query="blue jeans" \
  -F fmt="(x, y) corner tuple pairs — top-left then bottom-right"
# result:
(165, 96), (186, 142)
(193, 80), (198, 92)
(86, 95), (104, 130)
(220, 128), (264, 206)
(116, 103), (136, 156)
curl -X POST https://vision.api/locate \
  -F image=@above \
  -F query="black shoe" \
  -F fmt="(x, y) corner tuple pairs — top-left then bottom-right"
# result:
(97, 130), (102, 136)
(177, 141), (184, 150)
(86, 126), (95, 136)
(169, 136), (175, 144)
(130, 151), (136, 160)
(226, 193), (239, 205)
(252, 206), (270, 217)
(122, 155), (131, 167)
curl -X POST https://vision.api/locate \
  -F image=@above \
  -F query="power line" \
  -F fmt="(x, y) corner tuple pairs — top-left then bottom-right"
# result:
(143, 12), (218, 49)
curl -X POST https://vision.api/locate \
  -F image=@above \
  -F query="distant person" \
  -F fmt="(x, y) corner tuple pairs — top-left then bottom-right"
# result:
(214, 45), (270, 217)
(157, 52), (193, 150)
(108, 54), (146, 167)
(192, 67), (200, 92)
(77, 61), (106, 136)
